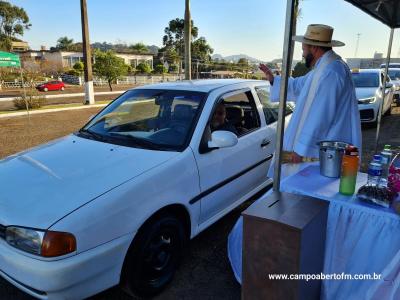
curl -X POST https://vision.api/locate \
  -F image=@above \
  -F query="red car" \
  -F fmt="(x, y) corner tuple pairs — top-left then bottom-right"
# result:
(36, 81), (65, 92)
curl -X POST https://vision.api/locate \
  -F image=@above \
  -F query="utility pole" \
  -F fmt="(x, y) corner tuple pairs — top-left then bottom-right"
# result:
(196, 59), (199, 79)
(354, 33), (361, 58)
(184, 0), (191, 80)
(80, 0), (94, 104)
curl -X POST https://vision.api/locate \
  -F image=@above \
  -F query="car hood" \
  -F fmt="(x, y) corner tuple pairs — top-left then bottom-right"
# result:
(0, 135), (178, 229)
(355, 87), (378, 100)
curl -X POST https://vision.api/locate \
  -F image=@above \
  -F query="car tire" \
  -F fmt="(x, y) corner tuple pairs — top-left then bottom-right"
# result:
(61, 86), (65, 91)
(44, 87), (48, 92)
(121, 214), (186, 298)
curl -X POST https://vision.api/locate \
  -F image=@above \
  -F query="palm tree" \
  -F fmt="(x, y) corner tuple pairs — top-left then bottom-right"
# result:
(129, 43), (148, 53)
(56, 36), (74, 51)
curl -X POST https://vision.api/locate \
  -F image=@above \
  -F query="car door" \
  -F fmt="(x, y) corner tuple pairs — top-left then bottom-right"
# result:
(381, 73), (393, 112)
(48, 81), (56, 91)
(192, 87), (274, 225)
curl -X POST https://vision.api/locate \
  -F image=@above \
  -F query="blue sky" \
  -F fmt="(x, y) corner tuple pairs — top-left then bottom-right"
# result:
(9, 0), (400, 61)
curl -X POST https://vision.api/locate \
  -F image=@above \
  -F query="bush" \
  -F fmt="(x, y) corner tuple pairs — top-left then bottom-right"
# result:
(13, 90), (47, 110)
(136, 62), (152, 74)
(73, 61), (84, 73)
(169, 64), (178, 73)
(154, 64), (167, 74)
(65, 69), (81, 76)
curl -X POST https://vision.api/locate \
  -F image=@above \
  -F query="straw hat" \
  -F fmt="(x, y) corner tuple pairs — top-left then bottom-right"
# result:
(293, 24), (345, 47)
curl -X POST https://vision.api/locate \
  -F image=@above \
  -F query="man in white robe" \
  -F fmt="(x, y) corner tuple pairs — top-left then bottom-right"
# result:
(260, 24), (362, 176)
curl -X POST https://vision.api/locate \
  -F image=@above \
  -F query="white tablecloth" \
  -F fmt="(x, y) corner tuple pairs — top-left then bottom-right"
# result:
(227, 163), (400, 300)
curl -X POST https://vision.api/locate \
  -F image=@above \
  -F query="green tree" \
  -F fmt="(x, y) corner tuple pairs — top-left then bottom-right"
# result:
(292, 61), (310, 77)
(130, 42), (148, 53)
(154, 64), (167, 74)
(93, 50), (129, 91)
(191, 37), (213, 62)
(73, 61), (84, 73)
(163, 18), (198, 74)
(56, 37), (74, 50)
(136, 62), (152, 74)
(0, 1), (31, 38)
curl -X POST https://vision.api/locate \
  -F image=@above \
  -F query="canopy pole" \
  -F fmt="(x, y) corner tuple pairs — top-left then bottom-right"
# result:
(272, 0), (296, 192)
(375, 27), (394, 153)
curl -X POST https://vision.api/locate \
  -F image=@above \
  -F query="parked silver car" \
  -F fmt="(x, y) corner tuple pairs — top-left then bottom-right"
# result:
(351, 68), (394, 124)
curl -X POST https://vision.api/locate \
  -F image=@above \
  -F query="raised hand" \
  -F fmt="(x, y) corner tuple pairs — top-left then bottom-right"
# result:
(259, 63), (274, 84)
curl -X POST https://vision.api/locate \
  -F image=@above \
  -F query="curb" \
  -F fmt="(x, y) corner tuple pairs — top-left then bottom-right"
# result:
(0, 104), (107, 119)
(0, 90), (125, 102)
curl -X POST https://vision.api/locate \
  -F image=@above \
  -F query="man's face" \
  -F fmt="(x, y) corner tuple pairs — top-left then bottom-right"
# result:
(212, 104), (226, 128)
(302, 43), (314, 68)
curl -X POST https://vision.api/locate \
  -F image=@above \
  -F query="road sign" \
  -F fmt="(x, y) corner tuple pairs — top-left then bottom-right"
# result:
(0, 51), (21, 68)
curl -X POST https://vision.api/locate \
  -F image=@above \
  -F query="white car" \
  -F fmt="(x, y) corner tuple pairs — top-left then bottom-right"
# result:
(387, 68), (400, 106)
(0, 79), (291, 299)
(352, 69), (394, 124)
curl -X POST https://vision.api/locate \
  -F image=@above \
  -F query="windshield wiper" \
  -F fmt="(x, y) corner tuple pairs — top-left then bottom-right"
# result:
(107, 132), (161, 150)
(78, 128), (108, 142)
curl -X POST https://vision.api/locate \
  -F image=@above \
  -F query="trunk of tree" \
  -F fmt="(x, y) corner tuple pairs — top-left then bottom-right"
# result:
(108, 80), (113, 91)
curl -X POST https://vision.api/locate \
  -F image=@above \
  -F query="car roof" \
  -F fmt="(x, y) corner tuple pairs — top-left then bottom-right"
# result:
(131, 79), (267, 93)
(352, 69), (381, 73)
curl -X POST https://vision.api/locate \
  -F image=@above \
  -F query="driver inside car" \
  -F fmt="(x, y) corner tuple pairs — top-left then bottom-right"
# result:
(210, 102), (238, 135)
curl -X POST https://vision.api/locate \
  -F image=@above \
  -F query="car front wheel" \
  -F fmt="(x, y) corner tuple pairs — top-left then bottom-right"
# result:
(61, 86), (65, 91)
(121, 214), (185, 298)
(43, 87), (48, 92)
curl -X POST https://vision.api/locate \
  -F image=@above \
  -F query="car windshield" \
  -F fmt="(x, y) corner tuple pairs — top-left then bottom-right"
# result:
(388, 70), (400, 80)
(79, 89), (207, 151)
(352, 72), (379, 88)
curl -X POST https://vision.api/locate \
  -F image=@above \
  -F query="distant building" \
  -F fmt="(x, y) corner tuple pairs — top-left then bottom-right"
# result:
(11, 41), (29, 52)
(19, 49), (154, 69)
(345, 57), (400, 69)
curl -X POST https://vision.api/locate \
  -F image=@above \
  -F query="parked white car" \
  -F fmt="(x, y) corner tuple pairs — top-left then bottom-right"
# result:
(0, 79), (291, 299)
(387, 68), (400, 106)
(352, 68), (394, 124)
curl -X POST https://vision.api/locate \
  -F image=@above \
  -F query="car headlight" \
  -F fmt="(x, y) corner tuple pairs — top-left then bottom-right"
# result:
(358, 97), (376, 104)
(5, 226), (76, 257)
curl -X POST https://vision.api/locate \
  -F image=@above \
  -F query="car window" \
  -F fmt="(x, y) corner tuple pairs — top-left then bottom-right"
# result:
(255, 86), (293, 125)
(388, 70), (400, 80)
(82, 89), (206, 151)
(352, 72), (379, 87)
(210, 89), (260, 137)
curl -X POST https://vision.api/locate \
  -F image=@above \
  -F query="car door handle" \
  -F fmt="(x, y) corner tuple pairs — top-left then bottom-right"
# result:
(261, 139), (271, 147)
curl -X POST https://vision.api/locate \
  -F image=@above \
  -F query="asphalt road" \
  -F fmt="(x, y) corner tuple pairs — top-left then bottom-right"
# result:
(0, 106), (399, 299)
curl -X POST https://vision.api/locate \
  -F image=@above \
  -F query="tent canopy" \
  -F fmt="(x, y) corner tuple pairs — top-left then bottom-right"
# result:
(345, 0), (400, 28)
(0, 51), (21, 68)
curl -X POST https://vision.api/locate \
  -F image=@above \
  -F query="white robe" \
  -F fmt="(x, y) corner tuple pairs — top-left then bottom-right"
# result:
(268, 50), (362, 176)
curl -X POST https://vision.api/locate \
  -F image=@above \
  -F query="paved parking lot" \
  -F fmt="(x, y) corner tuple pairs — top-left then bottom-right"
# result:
(0, 106), (399, 299)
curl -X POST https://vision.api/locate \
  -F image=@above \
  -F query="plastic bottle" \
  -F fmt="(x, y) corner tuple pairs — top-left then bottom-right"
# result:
(367, 155), (383, 187)
(380, 145), (392, 187)
(339, 146), (359, 195)
(389, 153), (400, 194)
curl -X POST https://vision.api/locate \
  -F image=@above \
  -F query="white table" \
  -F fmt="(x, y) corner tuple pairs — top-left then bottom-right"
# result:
(228, 163), (400, 300)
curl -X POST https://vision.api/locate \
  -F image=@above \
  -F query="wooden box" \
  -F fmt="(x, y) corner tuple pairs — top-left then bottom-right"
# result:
(242, 191), (329, 300)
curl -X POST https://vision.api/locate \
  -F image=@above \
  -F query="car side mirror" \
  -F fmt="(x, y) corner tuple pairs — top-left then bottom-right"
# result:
(208, 130), (238, 149)
(386, 82), (393, 89)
